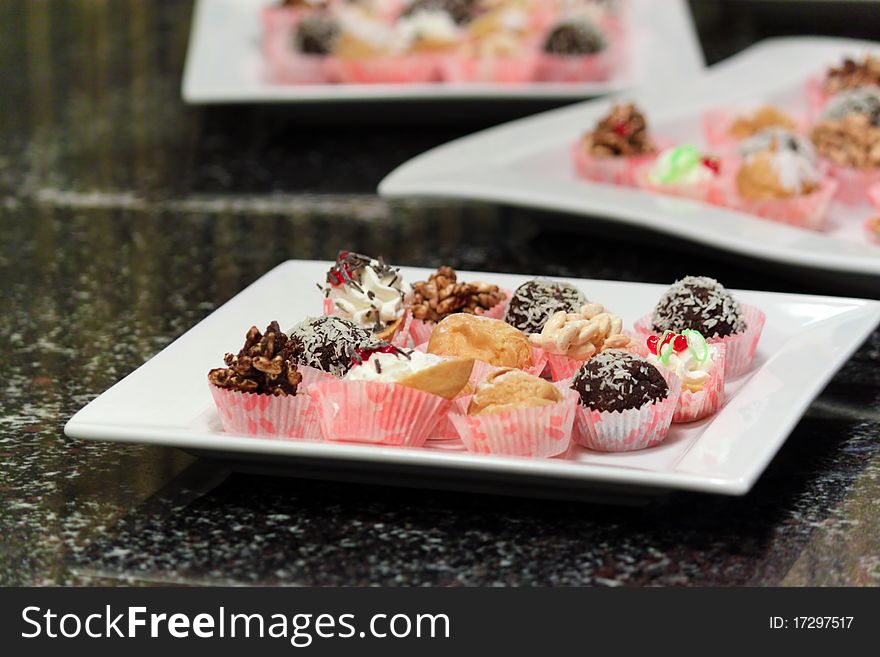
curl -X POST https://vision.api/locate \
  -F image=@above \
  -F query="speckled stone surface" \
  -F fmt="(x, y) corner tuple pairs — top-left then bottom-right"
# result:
(1, 1), (879, 586)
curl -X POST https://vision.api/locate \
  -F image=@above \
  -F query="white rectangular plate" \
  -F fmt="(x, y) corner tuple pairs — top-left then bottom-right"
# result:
(182, 0), (704, 103)
(65, 260), (880, 497)
(379, 37), (880, 277)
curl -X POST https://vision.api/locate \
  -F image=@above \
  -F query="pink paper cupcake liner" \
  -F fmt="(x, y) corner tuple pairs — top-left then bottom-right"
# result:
(427, 394), (472, 441)
(825, 162), (880, 205)
(659, 343), (727, 423)
(332, 54), (442, 84)
(572, 142), (658, 187)
(442, 52), (539, 84)
(308, 379), (450, 447)
(634, 162), (722, 205)
(449, 385), (577, 458)
(535, 50), (613, 83)
(634, 304), (765, 379)
(210, 385), (323, 441)
(869, 183), (880, 209)
(716, 162), (838, 231)
(297, 364), (338, 388)
(573, 373), (681, 452)
(804, 74), (830, 120)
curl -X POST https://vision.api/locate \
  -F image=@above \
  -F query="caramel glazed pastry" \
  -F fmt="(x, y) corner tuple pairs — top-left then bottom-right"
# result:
(209, 321), (302, 396)
(468, 368), (562, 416)
(581, 102), (655, 158)
(409, 266), (506, 323)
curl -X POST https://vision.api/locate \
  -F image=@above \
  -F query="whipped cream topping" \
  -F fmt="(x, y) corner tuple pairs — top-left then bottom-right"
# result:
(345, 349), (443, 383)
(648, 145), (717, 186)
(328, 259), (405, 330)
(647, 331), (716, 392)
(398, 9), (460, 46)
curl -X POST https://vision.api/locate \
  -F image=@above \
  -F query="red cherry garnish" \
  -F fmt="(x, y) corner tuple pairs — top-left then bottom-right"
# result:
(673, 335), (689, 352)
(612, 121), (629, 136)
(660, 332), (675, 347)
(646, 335), (660, 354)
(327, 269), (345, 287)
(701, 157), (720, 175)
(351, 344), (397, 366)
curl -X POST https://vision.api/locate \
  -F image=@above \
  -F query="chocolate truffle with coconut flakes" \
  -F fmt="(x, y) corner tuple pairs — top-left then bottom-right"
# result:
(504, 279), (588, 334)
(543, 18), (606, 56)
(571, 350), (668, 413)
(288, 315), (378, 378)
(650, 276), (746, 339)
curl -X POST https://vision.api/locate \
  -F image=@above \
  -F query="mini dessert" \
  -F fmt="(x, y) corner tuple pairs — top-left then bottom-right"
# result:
(646, 330), (726, 423)
(637, 144), (721, 203)
(811, 89), (880, 204)
(262, 4), (340, 83)
(208, 321), (321, 440)
(649, 276), (745, 338)
(636, 276), (765, 377)
(443, 6), (538, 83)
(401, 0), (476, 25)
(574, 102), (657, 186)
(537, 16), (611, 82)
(723, 145), (836, 230)
(397, 8), (462, 53)
(408, 266), (507, 344)
(293, 12), (341, 54)
(726, 105), (796, 141)
(321, 251), (407, 342)
(346, 345), (474, 399)
(449, 368), (577, 457)
(528, 303), (631, 381)
(822, 54), (880, 95)
(310, 345), (469, 447)
(569, 350), (680, 451)
(427, 313), (532, 369)
(738, 128), (817, 163)
(703, 104), (799, 152)
(467, 367), (562, 415)
(288, 315), (378, 379)
(504, 278), (587, 334)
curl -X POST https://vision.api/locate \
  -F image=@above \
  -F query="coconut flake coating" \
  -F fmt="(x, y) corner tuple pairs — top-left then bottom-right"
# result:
(504, 279), (587, 334)
(543, 19), (606, 55)
(651, 276), (746, 338)
(288, 316), (377, 377)
(571, 350), (668, 412)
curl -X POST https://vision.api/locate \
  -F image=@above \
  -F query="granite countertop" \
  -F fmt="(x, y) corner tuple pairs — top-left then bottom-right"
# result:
(1, 1), (878, 586)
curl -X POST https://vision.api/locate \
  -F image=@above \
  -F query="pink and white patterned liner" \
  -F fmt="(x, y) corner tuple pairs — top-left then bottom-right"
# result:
(573, 372), (681, 452)
(572, 141), (658, 188)
(633, 304), (765, 379)
(824, 161), (880, 206)
(449, 383), (577, 458)
(308, 379), (451, 447)
(209, 385), (323, 441)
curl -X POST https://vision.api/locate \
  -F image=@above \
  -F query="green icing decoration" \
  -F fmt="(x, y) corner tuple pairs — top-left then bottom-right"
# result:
(655, 145), (701, 184)
(682, 329), (709, 362)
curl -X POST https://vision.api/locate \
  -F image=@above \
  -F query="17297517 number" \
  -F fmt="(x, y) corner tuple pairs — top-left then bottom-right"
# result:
(793, 617), (853, 629)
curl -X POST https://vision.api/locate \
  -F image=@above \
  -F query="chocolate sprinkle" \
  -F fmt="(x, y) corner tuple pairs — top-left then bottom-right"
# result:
(571, 350), (668, 412)
(504, 279), (587, 334)
(543, 19), (606, 56)
(651, 276), (746, 338)
(288, 316), (377, 377)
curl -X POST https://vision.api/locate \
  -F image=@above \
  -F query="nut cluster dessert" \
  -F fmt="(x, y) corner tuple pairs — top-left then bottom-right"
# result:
(410, 266), (506, 323)
(581, 102), (655, 158)
(208, 321), (302, 396)
(823, 55), (880, 94)
(811, 112), (880, 170)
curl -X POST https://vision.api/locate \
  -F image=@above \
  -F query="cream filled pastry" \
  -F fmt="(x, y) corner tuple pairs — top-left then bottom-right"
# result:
(736, 149), (821, 199)
(322, 251), (406, 336)
(346, 345), (473, 399)
(646, 329), (716, 393)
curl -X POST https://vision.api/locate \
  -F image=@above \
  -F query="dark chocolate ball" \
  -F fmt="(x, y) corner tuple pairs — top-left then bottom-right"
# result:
(504, 279), (588, 334)
(571, 351), (668, 413)
(651, 276), (746, 339)
(543, 19), (607, 56)
(402, 0), (476, 25)
(293, 14), (340, 55)
(288, 316), (376, 377)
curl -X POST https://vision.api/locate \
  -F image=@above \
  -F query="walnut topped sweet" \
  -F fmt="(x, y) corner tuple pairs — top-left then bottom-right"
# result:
(823, 55), (880, 95)
(208, 321), (303, 396)
(812, 102), (880, 170)
(581, 103), (654, 158)
(409, 266), (506, 324)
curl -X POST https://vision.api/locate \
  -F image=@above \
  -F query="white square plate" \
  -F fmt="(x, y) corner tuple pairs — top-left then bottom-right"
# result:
(379, 37), (880, 277)
(182, 0), (704, 104)
(65, 260), (880, 498)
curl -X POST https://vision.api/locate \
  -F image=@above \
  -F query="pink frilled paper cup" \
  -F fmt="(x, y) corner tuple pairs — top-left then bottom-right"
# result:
(633, 304), (765, 379)
(210, 385), (323, 441)
(427, 393), (472, 441)
(804, 74), (830, 119)
(634, 162), (722, 205)
(826, 162), (880, 205)
(535, 50), (613, 83)
(449, 385), (577, 458)
(309, 379), (451, 447)
(716, 163), (838, 231)
(572, 142), (657, 187)
(331, 54), (442, 84)
(573, 374), (681, 452)
(668, 343), (727, 423)
(441, 51), (539, 84)
(869, 183), (880, 209)
(261, 7), (337, 84)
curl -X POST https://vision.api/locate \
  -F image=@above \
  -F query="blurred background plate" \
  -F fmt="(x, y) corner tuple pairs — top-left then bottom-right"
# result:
(182, 0), (704, 104)
(379, 37), (880, 280)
